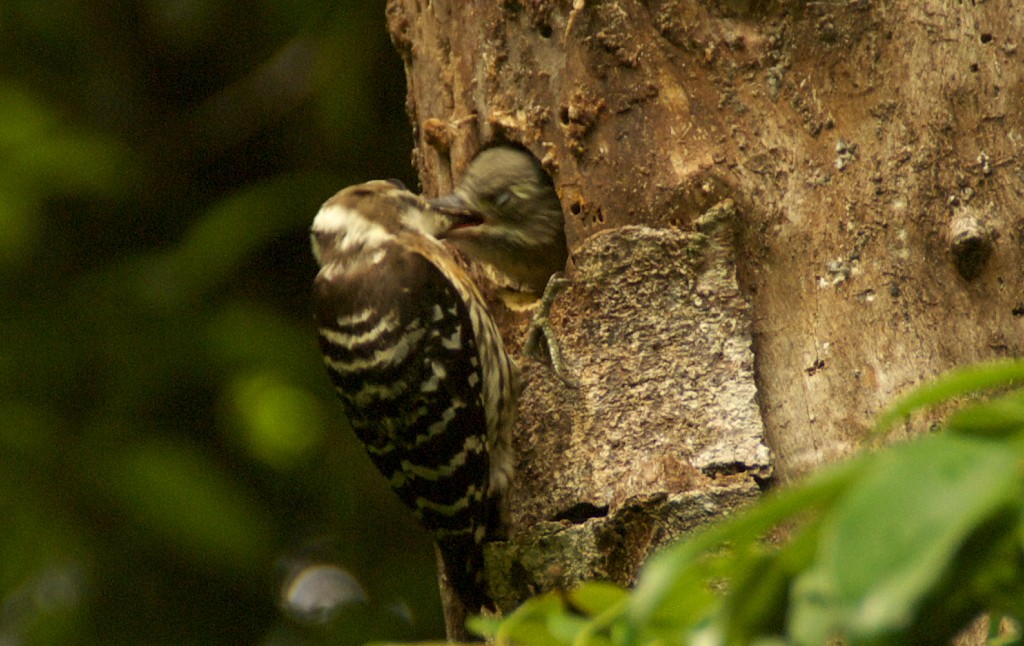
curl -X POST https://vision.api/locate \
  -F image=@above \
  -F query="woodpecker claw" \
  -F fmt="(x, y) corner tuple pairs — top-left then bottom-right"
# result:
(524, 272), (578, 387)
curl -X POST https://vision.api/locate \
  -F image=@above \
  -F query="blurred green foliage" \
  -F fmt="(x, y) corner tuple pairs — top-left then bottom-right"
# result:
(0, 1), (446, 643)
(469, 361), (1024, 645)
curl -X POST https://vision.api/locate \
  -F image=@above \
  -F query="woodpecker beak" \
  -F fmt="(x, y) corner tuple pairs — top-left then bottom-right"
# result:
(429, 193), (486, 238)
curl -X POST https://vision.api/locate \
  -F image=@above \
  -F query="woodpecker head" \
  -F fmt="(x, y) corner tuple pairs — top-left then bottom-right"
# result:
(311, 179), (443, 267)
(430, 147), (567, 295)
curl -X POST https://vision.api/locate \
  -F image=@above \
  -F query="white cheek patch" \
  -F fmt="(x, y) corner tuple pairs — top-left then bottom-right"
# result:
(312, 204), (393, 252)
(312, 204), (359, 232)
(398, 202), (452, 240)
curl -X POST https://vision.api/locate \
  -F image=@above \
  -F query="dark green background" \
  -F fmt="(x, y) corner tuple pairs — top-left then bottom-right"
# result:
(0, 1), (444, 643)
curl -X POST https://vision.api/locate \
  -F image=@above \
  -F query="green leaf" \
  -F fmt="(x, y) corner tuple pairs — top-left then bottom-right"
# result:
(790, 433), (1019, 643)
(873, 360), (1024, 434)
(569, 581), (629, 615)
(946, 391), (1024, 438)
(717, 519), (823, 643)
(492, 594), (575, 646)
(546, 612), (590, 643)
(467, 614), (503, 639)
(628, 458), (863, 635)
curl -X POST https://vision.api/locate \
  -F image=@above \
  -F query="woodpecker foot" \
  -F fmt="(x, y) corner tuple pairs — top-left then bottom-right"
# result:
(524, 272), (577, 387)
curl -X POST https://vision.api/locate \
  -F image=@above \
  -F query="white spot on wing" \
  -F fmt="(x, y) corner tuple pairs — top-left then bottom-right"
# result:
(324, 328), (425, 373)
(440, 328), (462, 350)
(415, 401), (463, 445)
(419, 361), (448, 392)
(413, 485), (483, 515)
(434, 526), (476, 540)
(351, 381), (407, 406)
(398, 435), (484, 482)
(333, 308), (374, 327)
(319, 310), (399, 349)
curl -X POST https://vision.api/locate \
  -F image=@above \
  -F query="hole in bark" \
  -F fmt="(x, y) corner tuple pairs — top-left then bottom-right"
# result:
(1013, 305), (1024, 317)
(594, 206), (605, 223)
(701, 462), (749, 478)
(538, 23), (553, 39)
(552, 502), (608, 524)
(951, 232), (992, 280)
(980, 33), (993, 44)
(509, 561), (532, 590)
(753, 473), (774, 491)
(570, 201), (582, 216)
(970, 62), (980, 72)
(558, 106), (570, 124)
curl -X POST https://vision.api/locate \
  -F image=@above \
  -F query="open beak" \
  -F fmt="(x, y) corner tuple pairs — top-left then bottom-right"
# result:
(429, 193), (485, 238)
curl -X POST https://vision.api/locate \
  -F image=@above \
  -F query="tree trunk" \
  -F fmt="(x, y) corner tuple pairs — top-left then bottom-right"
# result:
(386, 0), (1024, 635)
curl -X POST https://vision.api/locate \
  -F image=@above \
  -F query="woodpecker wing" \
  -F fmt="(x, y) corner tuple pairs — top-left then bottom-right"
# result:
(410, 233), (520, 506)
(313, 237), (491, 541)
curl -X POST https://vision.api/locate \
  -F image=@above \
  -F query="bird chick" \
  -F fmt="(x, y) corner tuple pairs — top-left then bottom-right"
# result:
(430, 147), (568, 297)
(431, 147), (575, 385)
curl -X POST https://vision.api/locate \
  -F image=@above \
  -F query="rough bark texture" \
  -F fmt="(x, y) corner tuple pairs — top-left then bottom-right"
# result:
(485, 203), (771, 610)
(385, 0), (1024, 632)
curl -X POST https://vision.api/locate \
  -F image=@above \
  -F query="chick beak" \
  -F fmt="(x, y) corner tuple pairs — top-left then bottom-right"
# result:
(429, 193), (486, 238)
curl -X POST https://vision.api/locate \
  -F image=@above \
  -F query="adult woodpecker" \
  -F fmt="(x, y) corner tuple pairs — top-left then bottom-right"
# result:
(430, 147), (573, 383)
(310, 180), (519, 621)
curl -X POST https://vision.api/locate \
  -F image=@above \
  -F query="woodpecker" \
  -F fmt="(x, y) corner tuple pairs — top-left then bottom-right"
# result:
(429, 146), (568, 297)
(431, 147), (574, 384)
(310, 180), (519, 613)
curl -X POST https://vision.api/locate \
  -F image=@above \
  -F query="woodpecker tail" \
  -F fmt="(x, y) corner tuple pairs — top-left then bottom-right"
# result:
(438, 535), (489, 610)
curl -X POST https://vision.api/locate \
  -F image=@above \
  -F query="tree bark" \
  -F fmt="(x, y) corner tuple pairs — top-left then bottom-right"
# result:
(386, 0), (1024, 634)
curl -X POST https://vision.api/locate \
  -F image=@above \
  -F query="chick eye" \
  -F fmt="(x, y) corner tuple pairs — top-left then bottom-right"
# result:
(493, 190), (513, 208)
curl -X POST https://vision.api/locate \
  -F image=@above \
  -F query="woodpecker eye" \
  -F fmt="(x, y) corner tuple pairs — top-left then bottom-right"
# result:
(493, 191), (512, 208)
